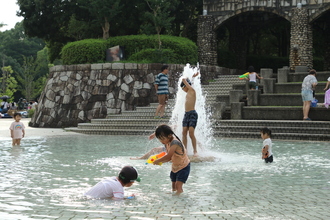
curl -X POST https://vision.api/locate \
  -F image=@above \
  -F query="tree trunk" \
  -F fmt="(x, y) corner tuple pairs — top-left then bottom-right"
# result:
(102, 17), (110, 40)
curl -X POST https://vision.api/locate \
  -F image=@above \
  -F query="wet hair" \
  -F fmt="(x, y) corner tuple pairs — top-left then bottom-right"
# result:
(161, 65), (169, 72)
(248, 66), (255, 72)
(155, 124), (182, 143)
(180, 78), (191, 88)
(309, 69), (316, 75)
(118, 166), (140, 184)
(260, 127), (271, 137)
(13, 112), (22, 118)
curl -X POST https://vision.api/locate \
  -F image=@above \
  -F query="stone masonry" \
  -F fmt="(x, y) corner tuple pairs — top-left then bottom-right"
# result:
(290, 7), (313, 70)
(30, 63), (219, 128)
(198, 0), (330, 70)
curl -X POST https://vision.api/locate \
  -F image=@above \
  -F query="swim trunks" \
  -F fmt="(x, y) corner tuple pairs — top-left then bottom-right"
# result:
(170, 163), (190, 183)
(182, 110), (198, 128)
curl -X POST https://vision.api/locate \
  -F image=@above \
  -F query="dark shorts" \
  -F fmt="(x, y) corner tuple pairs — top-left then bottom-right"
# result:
(265, 155), (273, 163)
(249, 81), (257, 89)
(170, 163), (190, 183)
(182, 110), (198, 128)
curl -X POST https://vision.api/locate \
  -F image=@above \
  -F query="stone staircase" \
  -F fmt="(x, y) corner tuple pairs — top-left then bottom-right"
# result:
(66, 102), (172, 135)
(203, 75), (246, 104)
(65, 74), (330, 141)
(213, 120), (330, 141)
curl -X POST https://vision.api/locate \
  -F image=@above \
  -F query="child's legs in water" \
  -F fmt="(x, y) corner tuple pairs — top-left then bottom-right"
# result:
(12, 138), (21, 146)
(172, 181), (184, 194)
(170, 163), (190, 195)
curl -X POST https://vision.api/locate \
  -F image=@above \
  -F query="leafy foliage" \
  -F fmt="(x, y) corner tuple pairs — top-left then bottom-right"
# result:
(246, 55), (289, 72)
(61, 35), (197, 65)
(78, 0), (122, 39)
(0, 23), (45, 65)
(128, 49), (178, 63)
(61, 39), (108, 65)
(108, 35), (198, 64)
(0, 66), (17, 102)
(17, 0), (202, 61)
(16, 56), (38, 101)
(142, 0), (178, 48)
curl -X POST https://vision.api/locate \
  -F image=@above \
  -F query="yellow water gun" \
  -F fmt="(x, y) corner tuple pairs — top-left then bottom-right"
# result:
(145, 152), (166, 165)
(239, 72), (250, 80)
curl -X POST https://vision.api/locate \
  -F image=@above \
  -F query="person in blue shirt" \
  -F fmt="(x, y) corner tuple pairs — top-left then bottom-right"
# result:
(154, 65), (169, 118)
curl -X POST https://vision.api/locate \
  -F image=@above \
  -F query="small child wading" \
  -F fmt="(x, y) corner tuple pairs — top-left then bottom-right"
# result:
(9, 113), (25, 146)
(260, 127), (273, 163)
(152, 124), (190, 195)
(84, 166), (140, 200)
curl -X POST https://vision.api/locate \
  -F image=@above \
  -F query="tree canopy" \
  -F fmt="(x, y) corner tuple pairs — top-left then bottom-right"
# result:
(0, 22), (49, 101)
(17, 0), (203, 61)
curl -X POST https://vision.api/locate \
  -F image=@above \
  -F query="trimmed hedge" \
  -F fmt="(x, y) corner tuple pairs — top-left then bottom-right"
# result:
(61, 39), (108, 65)
(246, 55), (289, 72)
(108, 35), (197, 64)
(61, 35), (198, 65)
(128, 48), (178, 63)
(313, 57), (324, 71)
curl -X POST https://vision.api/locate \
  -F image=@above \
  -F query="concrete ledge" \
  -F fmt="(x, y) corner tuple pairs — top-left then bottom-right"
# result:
(259, 94), (325, 106)
(242, 106), (330, 120)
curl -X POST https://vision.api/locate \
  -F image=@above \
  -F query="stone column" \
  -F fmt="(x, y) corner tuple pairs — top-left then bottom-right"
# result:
(247, 90), (260, 106)
(211, 102), (226, 120)
(260, 68), (273, 86)
(197, 15), (217, 66)
(229, 90), (243, 103)
(290, 7), (313, 71)
(260, 68), (273, 78)
(277, 67), (289, 83)
(263, 79), (276, 94)
(231, 102), (244, 120)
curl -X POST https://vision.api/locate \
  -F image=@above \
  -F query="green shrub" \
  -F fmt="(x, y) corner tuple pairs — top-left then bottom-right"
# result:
(128, 49), (178, 63)
(107, 35), (197, 64)
(217, 48), (290, 71)
(61, 35), (197, 65)
(217, 49), (237, 69)
(61, 39), (108, 65)
(28, 108), (35, 118)
(246, 55), (289, 72)
(313, 57), (324, 71)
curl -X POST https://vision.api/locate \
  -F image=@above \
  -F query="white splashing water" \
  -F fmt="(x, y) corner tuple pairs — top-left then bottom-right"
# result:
(169, 63), (214, 156)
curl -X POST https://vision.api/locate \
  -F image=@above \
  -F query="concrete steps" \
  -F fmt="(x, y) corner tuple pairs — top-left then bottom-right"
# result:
(65, 74), (330, 141)
(213, 120), (330, 141)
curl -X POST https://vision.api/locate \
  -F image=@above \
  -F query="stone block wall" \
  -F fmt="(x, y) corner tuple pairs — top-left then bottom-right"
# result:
(30, 63), (218, 128)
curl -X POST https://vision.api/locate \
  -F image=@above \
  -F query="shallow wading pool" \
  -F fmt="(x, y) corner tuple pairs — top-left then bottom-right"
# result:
(0, 135), (329, 220)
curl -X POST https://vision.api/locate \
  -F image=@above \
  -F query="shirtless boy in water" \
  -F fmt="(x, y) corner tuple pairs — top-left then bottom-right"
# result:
(181, 72), (199, 156)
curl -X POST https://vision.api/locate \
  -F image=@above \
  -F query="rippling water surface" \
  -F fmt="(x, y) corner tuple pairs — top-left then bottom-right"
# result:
(0, 135), (329, 219)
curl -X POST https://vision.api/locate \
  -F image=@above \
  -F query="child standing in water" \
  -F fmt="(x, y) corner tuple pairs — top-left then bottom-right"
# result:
(260, 127), (273, 163)
(153, 124), (190, 195)
(181, 72), (199, 156)
(9, 112), (25, 146)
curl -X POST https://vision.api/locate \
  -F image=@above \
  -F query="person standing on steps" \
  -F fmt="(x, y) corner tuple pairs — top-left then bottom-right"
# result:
(301, 69), (318, 120)
(154, 65), (169, 119)
(323, 76), (330, 108)
(246, 66), (263, 90)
